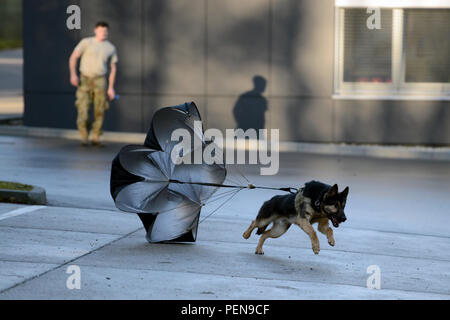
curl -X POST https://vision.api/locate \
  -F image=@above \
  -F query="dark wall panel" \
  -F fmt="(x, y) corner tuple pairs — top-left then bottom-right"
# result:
(271, 0), (334, 97)
(143, 0), (205, 96)
(23, 93), (77, 129)
(207, 0), (270, 96)
(102, 95), (142, 132)
(23, 0), (80, 93)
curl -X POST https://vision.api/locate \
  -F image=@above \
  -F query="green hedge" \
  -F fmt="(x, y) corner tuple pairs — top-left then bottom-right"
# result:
(0, 0), (22, 49)
(0, 181), (33, 192)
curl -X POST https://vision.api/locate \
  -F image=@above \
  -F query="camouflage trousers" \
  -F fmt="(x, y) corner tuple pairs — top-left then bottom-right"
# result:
(75, 75), (110, 141)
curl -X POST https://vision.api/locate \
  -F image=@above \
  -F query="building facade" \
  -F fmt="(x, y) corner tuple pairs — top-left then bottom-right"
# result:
(23, 0), (450, 145)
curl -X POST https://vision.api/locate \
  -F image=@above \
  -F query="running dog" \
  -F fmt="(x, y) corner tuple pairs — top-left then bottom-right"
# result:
(243, 180), (348, 255)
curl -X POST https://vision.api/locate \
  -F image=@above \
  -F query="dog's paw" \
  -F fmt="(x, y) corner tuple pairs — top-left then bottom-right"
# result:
(243, 232), (250, 239)
(328, 239), (335, 246)
(312, 244), (320, 255)
(255, 249), (264, 255)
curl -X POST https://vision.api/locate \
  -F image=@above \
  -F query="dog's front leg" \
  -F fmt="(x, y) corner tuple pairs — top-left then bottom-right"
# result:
(318, 218), (335, 247)
(296, 218), (320, 254)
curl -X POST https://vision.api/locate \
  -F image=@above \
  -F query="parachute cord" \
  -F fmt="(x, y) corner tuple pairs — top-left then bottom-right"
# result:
(188, 184), (297, 230)
(153, 187), (239, 215)
(192, 188), (243, 229)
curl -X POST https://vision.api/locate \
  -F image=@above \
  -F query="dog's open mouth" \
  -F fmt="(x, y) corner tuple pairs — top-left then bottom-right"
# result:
(329, 215), (340, 228)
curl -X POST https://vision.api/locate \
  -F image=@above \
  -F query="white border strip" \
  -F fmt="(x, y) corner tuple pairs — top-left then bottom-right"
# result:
(0, 58), (23, 65)
(0, 126), (448, 161)
(0, 205), (46, 221)
(336, 0), (450, 8)
(223, 139), (450, 161)
(333, 94), (450, 101)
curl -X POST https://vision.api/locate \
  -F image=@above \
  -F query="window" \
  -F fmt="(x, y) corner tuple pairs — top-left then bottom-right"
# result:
(343, 9), (392, 83)
(403, 9), (450, 83)
(335, 6), (450, 98)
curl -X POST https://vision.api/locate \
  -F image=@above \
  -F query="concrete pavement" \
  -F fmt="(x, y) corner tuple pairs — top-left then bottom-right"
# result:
(0, 135), (449, 299)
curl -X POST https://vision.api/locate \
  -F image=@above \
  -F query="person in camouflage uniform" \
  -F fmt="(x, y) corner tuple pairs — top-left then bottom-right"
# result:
(69, 21), (118, 146)
(74, 75), (109, 144)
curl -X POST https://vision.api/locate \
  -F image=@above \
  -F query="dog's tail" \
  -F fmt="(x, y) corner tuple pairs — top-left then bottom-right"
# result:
(256, 226), (267, 235)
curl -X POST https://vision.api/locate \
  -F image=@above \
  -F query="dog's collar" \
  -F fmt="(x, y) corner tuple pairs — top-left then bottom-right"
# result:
(301, 181), (331, 212)
(312, 190), (326, 212)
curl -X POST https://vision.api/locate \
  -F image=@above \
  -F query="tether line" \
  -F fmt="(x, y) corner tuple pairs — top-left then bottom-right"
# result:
(168, 179), (298, 194)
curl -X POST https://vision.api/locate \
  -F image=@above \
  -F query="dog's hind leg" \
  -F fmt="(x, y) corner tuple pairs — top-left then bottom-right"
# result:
(317, 218), (335, 246)
(255, 220), (291, 255)
(243, 220), (257, 239)
(243, 217), (272, 239)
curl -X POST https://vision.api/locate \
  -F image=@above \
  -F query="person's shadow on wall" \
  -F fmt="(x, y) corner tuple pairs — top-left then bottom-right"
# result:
(233, 75), (268, 139)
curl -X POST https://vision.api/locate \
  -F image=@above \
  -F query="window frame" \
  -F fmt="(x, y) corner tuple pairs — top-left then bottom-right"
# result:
(334, 5), (450, 99)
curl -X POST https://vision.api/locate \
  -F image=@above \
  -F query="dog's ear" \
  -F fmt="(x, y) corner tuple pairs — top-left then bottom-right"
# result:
(340, 186), (349, 205)
(341, 186), (349, 199)
(326, 184), (338, 198)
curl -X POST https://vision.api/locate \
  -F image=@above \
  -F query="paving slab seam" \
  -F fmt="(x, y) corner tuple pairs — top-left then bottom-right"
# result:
(32, 207), (448, 241)
(0, 225), (137, 238)
(45, 203), (119, 212)
(31, 203), (124, 215)
(0, 203), (135, 221)
(332, 226), (450, 239)
(2, 222), (443, 263)
(195, 239), (450, 263)
(0, 224), (144, 237)
(0, 259), (59, 266)
(0, 206), (47, 221)
(0, 227), (143, 295)
(205, 217), (450, 239)
(10, 204), (449, 241)
(62, 263), (450, 298)
(3, 237), (449, 265)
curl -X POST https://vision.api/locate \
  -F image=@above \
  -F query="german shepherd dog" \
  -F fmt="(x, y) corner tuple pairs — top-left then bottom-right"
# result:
(243, 181), (348, 255)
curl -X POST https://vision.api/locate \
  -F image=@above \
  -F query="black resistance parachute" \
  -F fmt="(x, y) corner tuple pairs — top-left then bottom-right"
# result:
(110, 102), (297, 243)
(110, 102), (226, 242)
